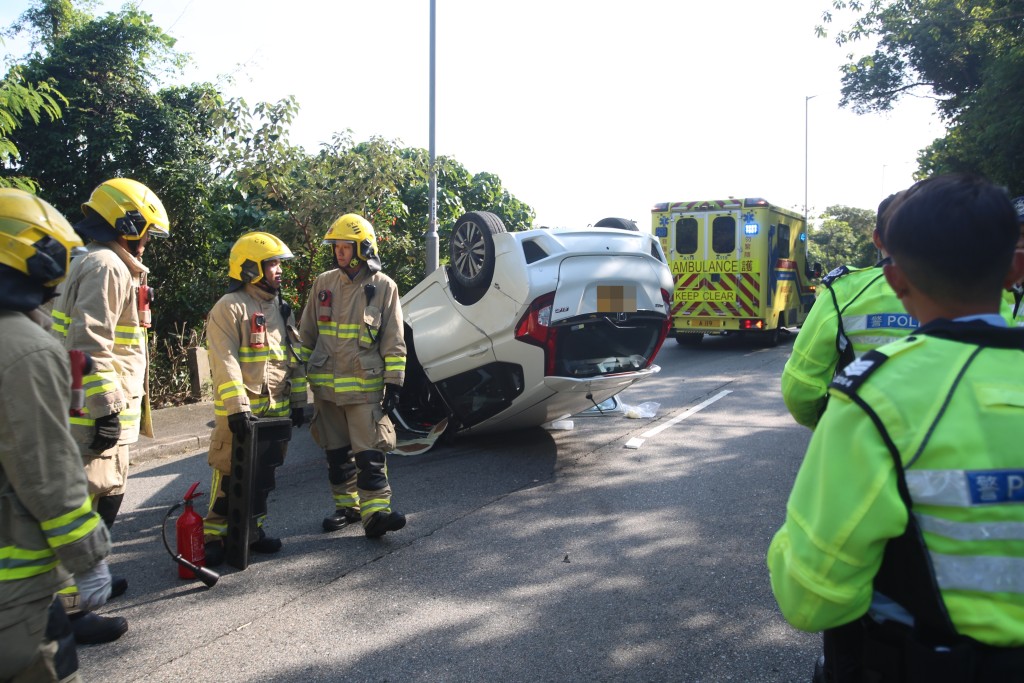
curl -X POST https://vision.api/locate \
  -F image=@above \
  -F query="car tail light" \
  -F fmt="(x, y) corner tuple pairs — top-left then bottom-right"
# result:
(739, 319), (765, 330)
(646, 288), (672, 363)
(515, 292), (557, 375)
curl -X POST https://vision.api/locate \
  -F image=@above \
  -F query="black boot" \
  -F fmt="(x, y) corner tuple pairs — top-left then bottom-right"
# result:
(204, 539), (225, 568)
(322, 507), (361, 532)
(250, 528), (282, 554)
(70, 612), (128, 645)
(96, 494), (123, 530)
(364, 511), (406, 539)
(109, 576), (128, 599)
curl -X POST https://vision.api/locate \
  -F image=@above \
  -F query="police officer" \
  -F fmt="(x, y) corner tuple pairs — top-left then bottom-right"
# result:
(203, 232), (307, 566)
(298, 214), (407, 538)
(50, 177), (169, 643)
(0, 188), (113, 681)
(768, 174), (1024, 681)
(781, 192), (916, 428)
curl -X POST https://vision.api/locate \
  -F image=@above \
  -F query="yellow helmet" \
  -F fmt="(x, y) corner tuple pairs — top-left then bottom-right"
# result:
(0, 188), (83, 287)
(324, 213), (380, 272)
(81, 178), (169, 241)
(228, 231), (293, 286)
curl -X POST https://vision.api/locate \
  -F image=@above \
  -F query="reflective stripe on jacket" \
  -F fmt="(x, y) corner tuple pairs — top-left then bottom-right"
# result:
(0, 311), (111, 619)
(298, 267), (405, 405)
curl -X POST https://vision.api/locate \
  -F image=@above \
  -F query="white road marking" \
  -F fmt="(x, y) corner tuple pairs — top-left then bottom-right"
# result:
(624, 390), (733, 448)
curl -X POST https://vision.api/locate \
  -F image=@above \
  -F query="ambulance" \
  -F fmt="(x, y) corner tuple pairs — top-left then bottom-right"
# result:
(651, 198), (821, 345)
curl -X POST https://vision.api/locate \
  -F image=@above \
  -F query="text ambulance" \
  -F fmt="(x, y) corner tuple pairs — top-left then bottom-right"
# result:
(652, 198), (821, 345)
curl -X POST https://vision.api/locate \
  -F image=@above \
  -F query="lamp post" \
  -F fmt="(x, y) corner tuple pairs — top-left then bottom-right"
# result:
(425, 0), (439, 275)
(804, 94), (816, 228)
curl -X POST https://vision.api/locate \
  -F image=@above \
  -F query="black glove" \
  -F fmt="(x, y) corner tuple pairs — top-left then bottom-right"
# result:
(228, 411), (257, 440)
(381, 383), (401, 415)
(90, 412), (121, 451)
(291, 407), (306, 428)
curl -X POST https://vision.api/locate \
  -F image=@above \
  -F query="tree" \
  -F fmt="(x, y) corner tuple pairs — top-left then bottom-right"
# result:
(809, 204), (878, 273)
(0, 65), (64, 191)
(818, 0), (1024, 192)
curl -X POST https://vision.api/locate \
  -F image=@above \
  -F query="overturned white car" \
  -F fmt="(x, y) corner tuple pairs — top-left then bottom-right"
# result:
(394, 212), (673, 435)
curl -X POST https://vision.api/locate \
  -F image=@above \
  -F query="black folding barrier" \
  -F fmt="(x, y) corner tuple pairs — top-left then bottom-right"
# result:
(225, 417), (291, 570)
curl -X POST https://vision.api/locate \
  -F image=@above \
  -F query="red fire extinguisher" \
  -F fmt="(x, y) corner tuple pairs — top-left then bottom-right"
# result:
(175, 482), (206, 579)
(160, 483), (218, 587)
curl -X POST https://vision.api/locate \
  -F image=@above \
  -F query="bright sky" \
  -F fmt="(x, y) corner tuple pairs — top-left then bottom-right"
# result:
(2, 0), (945, 229)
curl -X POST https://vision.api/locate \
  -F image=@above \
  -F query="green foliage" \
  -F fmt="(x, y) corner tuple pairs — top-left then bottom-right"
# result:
(0, 65), (64, 191)
(808, 204), (879, 272)
(819, 0), (1024, 192)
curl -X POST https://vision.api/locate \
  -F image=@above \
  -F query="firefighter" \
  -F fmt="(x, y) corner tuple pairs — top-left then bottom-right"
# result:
(1003, 195), (1024, 323)
(50, 177), (168, 643)
(202, 231), (307, 566)
(0, 189), (113, 681)
(780, 192), (916, 429)
(298, 213), (407, 538)
(768, 174), (1024, 682)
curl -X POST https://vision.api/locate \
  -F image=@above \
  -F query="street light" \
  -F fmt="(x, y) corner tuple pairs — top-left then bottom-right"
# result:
(805, 94), (817, 228)
(425, 0), (439, 275)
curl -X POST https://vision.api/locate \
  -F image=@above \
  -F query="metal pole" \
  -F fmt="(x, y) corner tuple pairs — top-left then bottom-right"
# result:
(425, 0), (439, 275)
(804, 95), (816, 227)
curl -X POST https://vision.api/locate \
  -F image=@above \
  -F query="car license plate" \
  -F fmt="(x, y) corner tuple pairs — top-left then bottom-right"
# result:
(692, 318), (720, 328)
(597, 285), (637, 313)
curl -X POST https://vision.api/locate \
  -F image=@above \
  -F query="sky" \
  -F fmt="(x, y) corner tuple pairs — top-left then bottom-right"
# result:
(1, 0), (946, 229)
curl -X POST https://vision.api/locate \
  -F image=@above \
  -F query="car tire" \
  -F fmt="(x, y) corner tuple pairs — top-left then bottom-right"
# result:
(594, 217), (639, 231)
(675, 333), (702, 346)
(449, 211), (507, 301)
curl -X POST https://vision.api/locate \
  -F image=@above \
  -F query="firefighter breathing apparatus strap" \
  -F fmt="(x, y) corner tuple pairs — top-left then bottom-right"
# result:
(363, 283), (378, 344)
(278, 293), (304, 365)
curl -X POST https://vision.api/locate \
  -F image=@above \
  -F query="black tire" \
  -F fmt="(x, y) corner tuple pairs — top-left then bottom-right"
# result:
(594, 217), (639, 231)
(675, 333), (703, 346)
(763, 316), (784, 347)
(449, 211), (507, 294)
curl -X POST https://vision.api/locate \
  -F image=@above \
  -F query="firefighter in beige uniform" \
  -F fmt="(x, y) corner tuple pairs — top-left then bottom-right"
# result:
(49, 177), (168, 644)
(0, 188), (112, 682)
(202, 232), (306, 566)
(299, 214), (407, 538)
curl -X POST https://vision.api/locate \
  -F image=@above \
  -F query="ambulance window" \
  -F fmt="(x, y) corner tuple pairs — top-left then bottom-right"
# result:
(675, 218), (697, 254)
(777, 224), (791, 258)
(712, 216), (736, 253)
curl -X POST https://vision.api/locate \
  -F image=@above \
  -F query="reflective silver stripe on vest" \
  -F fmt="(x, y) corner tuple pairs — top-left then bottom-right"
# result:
(931, 551), (1024, 594)
(906, 470), (972, 506)
(916, 512), (1024, 542)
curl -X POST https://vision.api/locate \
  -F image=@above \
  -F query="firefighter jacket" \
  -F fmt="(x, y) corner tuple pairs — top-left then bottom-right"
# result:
(0, 310), (111, 623)
(768, 319), (1024, 647)
(781, 262), (919, 429)
(298, 266), (406, 405)
(50, 241), (151, 447)
(208, 283), (307, 420)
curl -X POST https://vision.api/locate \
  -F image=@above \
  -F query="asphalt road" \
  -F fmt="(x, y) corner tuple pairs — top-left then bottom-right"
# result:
(80, 331), (820, 682)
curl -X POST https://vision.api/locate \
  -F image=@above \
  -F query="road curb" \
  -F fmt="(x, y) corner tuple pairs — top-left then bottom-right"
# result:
(132, 433), (210, 465)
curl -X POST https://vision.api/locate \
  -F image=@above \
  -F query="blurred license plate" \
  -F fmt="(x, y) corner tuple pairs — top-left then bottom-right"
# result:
(597, 285), (637, 313)
(693, 318), (719, 328)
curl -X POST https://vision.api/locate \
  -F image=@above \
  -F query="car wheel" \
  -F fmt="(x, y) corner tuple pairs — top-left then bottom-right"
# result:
(594, 217), (639, 231)
(449, 211), (507, 299)
(675, 333), (702, 346)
